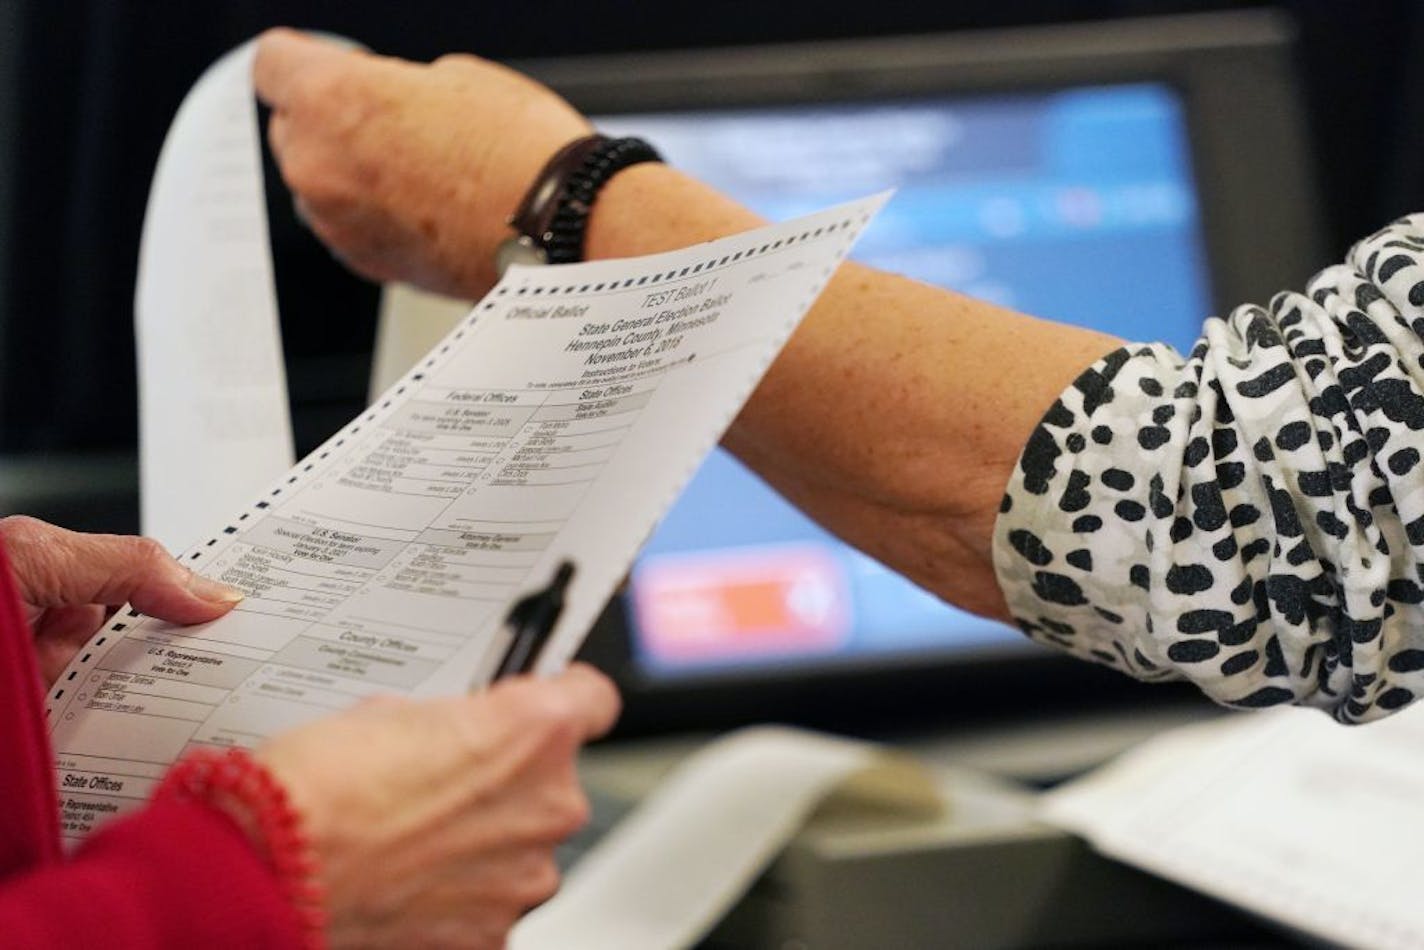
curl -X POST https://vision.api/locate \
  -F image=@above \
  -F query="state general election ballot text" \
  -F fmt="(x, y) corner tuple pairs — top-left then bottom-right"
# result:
(45, 39), (887, 844)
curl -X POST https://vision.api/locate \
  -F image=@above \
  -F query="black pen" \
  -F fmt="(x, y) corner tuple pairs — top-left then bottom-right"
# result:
(491, 561), (576, 680)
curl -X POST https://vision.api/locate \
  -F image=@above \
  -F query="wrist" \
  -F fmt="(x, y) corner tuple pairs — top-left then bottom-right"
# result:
(482, 92), (593, 252)
(442, 122), (595, 297)
(497, 135), (664, 275)
(156, 748), (326, 949)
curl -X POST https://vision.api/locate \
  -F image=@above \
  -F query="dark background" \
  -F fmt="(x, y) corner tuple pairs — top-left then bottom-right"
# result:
(0, 0), (1420, 516)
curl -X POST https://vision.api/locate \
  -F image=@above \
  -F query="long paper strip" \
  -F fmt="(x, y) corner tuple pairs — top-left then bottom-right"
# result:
(135, 43), (293, 553)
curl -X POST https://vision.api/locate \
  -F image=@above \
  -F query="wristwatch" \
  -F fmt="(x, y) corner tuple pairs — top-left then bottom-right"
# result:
(494, 134), (662, 276)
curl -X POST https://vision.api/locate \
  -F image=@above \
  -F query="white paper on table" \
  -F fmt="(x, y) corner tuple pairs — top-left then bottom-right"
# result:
(49, 43), (888, 838)
(135, 42), (294, 553)
(512, 727), (940, 950)
(1041, 704), (1424, 950)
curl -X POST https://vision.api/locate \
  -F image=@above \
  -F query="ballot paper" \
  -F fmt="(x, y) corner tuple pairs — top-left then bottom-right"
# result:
(46, 40), (888, 842)
(1041, 705), (1424, 950)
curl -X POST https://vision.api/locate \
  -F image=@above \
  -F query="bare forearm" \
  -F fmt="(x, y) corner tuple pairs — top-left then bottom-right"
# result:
(587, 164), (1121, 615)
(253, 29), (1121, 618)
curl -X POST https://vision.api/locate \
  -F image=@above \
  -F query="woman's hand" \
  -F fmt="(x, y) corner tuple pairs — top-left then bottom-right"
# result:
(0, 516), (243, 685)
(256, 664), (620, 949)
(253, 28), (592, 298)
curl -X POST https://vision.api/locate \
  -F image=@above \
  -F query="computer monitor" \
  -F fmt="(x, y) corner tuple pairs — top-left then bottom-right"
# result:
(529, 12), (1325, 733)
(601, 83), (1210, 671)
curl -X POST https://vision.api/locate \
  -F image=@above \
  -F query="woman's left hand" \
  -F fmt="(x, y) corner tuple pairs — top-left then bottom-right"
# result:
(0, 516), (243, 685)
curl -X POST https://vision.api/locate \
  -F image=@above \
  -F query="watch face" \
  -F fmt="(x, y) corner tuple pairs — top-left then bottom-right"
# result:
(495, 236), (548, 276)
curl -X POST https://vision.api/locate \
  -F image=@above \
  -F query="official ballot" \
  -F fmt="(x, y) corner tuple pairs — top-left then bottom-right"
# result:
(44, 41), (886, 842)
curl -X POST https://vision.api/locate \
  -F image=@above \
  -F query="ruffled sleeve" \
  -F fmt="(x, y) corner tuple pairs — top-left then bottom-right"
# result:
(993, 214), (1424, 723)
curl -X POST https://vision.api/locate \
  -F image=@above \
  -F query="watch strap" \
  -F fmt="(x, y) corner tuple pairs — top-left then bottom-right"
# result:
(507, 134), (662, 265)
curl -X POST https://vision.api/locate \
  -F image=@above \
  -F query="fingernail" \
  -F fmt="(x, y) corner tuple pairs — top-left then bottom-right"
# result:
(188, 572), (245, 605)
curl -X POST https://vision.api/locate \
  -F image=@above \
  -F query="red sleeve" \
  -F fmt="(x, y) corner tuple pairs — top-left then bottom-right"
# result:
(0, 542), (61, 872)
(0, 795), (305, 949)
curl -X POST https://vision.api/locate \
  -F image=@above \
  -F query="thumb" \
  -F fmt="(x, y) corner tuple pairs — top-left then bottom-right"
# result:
(2, 517), (243, 625)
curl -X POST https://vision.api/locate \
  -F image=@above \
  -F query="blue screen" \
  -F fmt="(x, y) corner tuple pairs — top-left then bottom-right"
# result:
(594, 84), (1211, 677)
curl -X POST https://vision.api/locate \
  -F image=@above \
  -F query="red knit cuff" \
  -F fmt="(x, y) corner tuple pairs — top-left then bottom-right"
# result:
(155, 748), (325, 949)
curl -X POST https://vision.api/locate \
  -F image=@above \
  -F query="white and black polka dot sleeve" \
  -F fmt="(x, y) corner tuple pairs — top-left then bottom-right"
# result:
(993, 214), (1424, 723)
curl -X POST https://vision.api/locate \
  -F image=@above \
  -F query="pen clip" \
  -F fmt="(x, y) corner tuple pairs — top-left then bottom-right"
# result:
(491, 560), (575, 681)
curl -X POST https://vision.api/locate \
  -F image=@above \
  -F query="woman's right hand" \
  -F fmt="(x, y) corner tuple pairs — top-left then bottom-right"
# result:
(255, 663), (620, 949)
